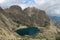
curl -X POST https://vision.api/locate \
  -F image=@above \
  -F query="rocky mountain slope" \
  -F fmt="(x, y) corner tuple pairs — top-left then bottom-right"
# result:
(0, 5), (58, 40)
(0, 7), (21, 40)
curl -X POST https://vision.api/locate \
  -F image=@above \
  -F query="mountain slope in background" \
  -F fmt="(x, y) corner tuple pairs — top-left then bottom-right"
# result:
(49, 16), (60, 23)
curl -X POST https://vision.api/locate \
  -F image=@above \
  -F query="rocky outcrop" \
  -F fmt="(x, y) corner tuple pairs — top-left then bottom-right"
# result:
(24, 7), (50, 27)
(5, 6), (50, 27)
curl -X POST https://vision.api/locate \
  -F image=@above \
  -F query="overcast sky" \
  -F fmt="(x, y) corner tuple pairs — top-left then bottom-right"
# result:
(0, 0), (60, 16)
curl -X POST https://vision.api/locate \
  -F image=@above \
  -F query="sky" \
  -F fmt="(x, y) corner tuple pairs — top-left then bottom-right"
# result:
(0, 0), (60, 16)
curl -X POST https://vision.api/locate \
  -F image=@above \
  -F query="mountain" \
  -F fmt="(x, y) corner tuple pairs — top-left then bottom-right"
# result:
(23, 7), (50, 27)
(49, 16), (60, 23)
(5, 6), (51, 28)
(0, 5), (58, 40)
(49, 16), (60, 26)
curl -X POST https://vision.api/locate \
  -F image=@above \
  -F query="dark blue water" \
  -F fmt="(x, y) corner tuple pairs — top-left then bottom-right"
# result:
(15, 27), (40, 36)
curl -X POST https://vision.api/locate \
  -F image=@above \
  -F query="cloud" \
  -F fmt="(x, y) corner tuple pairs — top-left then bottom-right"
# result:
(0, 0), (5, 3)
(35, 0), (47, 5)
(0, 0), (5, 4)
(46, 4), (60, 16)
(54, 10), (60, 15)
(0, 0), (60, 15)
(0, 0), (35, 9)
(0, 0), (57, 9)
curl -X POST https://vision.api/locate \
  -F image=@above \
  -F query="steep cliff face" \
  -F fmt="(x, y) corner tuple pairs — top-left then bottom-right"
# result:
(0, 7), (21, 40)
(0, 7), (18, 31)
(5, 5), (23, 22)
(23, 7), (50, 27)
(5, 6), (50, 27)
